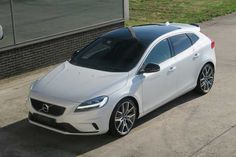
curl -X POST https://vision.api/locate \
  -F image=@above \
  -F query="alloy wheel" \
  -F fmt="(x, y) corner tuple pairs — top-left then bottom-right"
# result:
(200, 64), (214, 93)
(114, 101), (136, 135)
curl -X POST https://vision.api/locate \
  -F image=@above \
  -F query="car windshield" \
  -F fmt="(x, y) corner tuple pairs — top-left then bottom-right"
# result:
(70, 37), (145, 72)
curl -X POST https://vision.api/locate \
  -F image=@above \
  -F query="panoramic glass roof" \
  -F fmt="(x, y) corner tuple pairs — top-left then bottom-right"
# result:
(103, 24), (179, 47)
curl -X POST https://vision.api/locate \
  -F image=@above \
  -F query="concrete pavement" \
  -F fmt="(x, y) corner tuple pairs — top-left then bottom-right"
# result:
(0, 13), (236, 157)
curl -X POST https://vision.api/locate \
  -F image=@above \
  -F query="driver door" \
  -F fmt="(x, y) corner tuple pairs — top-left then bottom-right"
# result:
(141, 39), (178, 113)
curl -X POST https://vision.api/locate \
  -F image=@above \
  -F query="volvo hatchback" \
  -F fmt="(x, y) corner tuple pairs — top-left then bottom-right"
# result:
(27, 23), (216, 136)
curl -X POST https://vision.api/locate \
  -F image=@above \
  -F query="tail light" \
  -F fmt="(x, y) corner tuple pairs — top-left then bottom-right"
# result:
(211, 39), (215, 49)
(201, 32), (215, 49)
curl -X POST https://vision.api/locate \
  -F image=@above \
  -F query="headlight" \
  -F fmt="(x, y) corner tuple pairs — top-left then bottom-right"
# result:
(75, 96), (108, 112)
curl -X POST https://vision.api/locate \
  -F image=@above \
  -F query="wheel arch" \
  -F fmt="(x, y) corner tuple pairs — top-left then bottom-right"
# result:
(205, 61), (215, 70)
(200, 61), (215, 74)
(108, 95), (140, 136)
(122, 96), (140, 119)
(194, 61), (215, 94)
(195, 61), (215, 87)
(112, 96), (140, 119)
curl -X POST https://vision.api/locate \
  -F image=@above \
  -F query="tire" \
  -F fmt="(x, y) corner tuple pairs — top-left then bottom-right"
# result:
(109, 98), (137, 137)
(195, 63), (215, 95)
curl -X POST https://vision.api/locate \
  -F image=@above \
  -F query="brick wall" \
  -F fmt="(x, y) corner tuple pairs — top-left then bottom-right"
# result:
(0, 22), (124, 79)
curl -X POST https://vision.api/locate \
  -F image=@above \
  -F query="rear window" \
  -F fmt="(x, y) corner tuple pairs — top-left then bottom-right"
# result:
(187, 33), (199, 44)
(169, 34), (192, 55)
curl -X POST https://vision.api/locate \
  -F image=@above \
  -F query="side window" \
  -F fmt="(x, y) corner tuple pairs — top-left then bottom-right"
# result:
(144, 39), (171, 65)
(170, 34), (192, 55)
(187, 33), (199, 44)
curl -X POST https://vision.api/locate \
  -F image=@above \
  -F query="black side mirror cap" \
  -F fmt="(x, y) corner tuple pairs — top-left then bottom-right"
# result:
(139, 63), (160, 74)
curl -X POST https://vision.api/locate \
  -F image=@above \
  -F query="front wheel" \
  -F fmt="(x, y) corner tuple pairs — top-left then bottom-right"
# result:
(195, 63), (215, 95)
(109, 98), (137, 136)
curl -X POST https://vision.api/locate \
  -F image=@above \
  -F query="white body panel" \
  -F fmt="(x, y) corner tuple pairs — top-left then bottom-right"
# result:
(32, 61), (128, 103)
(142, 57), (177, 113)
(27, 25), (216, 135)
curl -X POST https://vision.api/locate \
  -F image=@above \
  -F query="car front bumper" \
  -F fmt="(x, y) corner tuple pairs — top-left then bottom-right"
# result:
(26, 95), (114, 135)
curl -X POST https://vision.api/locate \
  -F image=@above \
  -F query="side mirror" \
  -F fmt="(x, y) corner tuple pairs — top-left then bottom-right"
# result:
(0, 25), (3, 40)
(139, 63), (160, 74)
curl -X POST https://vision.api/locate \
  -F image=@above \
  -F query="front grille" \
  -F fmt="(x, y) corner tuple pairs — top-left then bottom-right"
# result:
(31, 99), (65, 116)
(28, 113), (79, 133)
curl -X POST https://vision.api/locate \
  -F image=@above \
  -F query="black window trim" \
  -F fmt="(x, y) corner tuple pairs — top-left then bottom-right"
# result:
(167, 38), (175, 57)
(136, 37), (174, 75)
(150, 38), (174, 59)
(186, 33), (199, 45)
(143, 38), (173, 65)
(186, 33), (193, 45)
(169, 33), (193, 56)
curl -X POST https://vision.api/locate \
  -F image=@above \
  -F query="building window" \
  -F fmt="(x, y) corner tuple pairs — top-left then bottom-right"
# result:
(0, 0), (124, 48)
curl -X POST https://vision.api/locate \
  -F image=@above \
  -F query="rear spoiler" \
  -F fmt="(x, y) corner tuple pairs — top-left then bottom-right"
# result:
(190, 23), (199, 27)
(165, 22), (200, 32)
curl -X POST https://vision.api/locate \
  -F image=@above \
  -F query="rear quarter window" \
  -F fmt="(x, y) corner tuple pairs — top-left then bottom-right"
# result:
(169, 34), (192, 55)
(187, 33), (199, 44)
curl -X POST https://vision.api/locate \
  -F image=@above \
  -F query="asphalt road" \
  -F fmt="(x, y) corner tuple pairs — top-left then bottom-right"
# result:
(0, 13), (236, 157)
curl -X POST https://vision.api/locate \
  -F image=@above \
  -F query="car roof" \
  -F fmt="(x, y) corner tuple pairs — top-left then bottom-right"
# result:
(103, 24), (179, 47)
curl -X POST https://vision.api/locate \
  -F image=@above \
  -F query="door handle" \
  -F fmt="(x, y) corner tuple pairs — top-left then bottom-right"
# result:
(193, 53), (200, 58)
(169, 66), (176, 72)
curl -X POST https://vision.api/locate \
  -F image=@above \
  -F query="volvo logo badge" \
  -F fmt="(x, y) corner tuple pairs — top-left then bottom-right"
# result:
(42, 104), (49, 113)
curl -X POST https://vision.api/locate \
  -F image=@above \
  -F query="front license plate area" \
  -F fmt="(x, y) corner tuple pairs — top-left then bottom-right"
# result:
(31, 113), (56, 127)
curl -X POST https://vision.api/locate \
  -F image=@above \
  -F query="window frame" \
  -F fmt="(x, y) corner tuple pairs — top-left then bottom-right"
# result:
(0, 0), (125, 51)
(142, 38), (174, 66)
(169, 33), (193, 56)
(186, 33), (200, 45)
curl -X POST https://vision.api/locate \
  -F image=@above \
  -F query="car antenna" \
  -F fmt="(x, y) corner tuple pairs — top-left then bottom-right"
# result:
(127, 26), (137, 40)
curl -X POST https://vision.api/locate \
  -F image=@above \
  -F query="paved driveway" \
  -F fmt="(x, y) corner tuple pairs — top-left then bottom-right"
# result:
(0, 13), (236, 157)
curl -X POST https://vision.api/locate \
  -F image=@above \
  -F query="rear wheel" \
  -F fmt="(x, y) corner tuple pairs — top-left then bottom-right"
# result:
(195, 63), (215, 95)
(109, 98), (137, 136)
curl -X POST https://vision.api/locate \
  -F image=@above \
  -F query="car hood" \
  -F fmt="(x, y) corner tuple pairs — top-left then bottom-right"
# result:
(32, 61), (128, 103)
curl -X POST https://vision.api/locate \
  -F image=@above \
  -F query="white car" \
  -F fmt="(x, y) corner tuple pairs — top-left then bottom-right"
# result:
(27, 23), (216, 136)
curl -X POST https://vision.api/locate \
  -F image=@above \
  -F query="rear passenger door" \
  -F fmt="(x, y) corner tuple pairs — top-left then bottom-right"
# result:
(169, 33), (199, 93)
